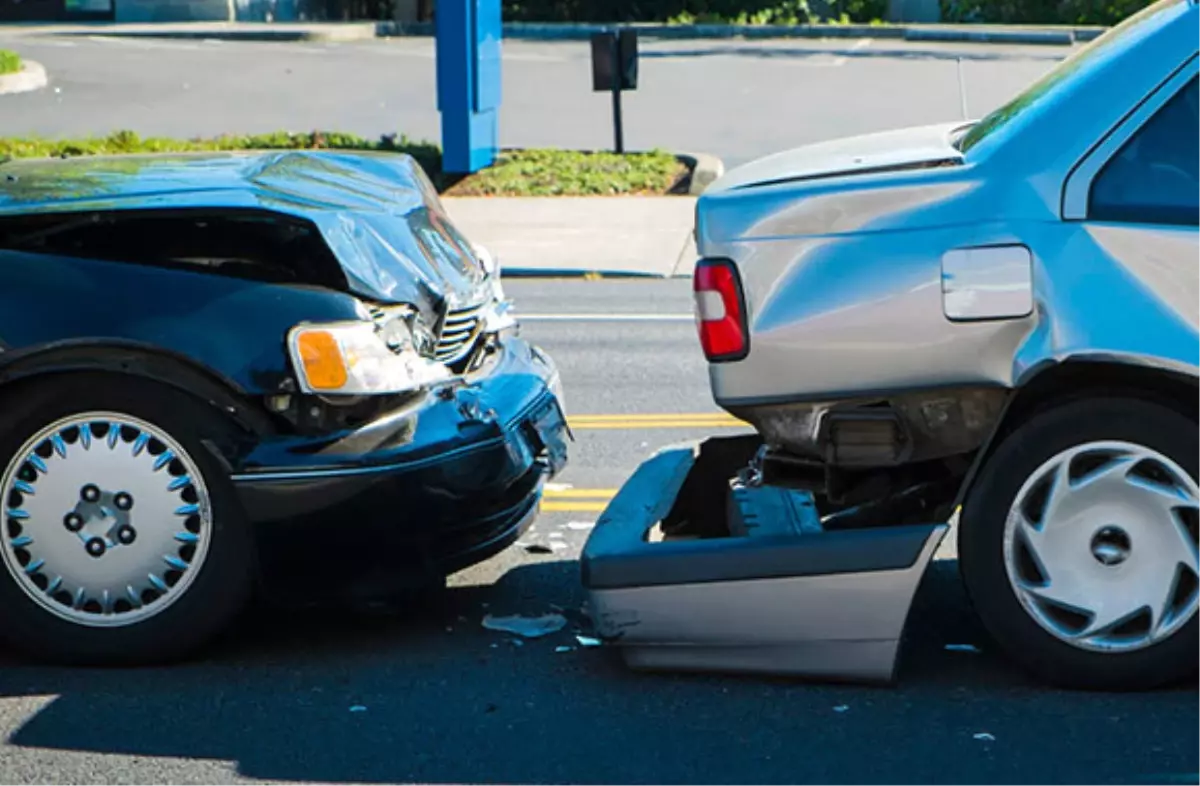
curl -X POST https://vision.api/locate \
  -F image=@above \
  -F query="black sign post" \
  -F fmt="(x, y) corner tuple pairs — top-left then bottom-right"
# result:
(590, 28), (638, 154)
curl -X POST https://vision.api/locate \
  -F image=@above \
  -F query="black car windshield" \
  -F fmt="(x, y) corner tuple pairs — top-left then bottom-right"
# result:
(956, 0), (1183, 154)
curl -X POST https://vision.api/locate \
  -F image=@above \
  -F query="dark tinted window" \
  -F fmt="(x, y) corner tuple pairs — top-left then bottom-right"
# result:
(1088, 75), (1199, 226)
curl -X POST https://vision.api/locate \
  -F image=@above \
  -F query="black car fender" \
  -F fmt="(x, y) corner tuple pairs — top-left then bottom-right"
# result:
(0, 339), (279, 444)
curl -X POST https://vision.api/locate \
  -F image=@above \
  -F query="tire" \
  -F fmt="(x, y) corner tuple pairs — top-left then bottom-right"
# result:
(0, 373), (255, 666)
(960, 396), (1198, 691)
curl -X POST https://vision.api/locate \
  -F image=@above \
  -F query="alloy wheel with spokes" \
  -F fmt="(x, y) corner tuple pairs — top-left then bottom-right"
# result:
(1003, 440), (1199, 653)
(1, 412), (215, 628)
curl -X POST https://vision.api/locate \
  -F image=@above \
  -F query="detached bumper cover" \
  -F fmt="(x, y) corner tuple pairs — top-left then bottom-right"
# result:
(580, 437), (947, 684)
(230, 337), (569, 597)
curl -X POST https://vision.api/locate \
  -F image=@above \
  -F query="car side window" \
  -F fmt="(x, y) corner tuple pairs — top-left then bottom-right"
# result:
(1088, 75), (1199, 227)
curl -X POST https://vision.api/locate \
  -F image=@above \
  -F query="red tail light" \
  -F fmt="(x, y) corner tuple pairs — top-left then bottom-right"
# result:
(693, 258), (749, 362)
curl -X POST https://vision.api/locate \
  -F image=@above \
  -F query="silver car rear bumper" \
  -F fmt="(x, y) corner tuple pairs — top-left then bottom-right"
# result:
(580, 436), (948, 684)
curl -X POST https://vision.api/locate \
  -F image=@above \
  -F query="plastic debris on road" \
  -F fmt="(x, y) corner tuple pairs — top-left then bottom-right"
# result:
(575, 635), (602, 648)
(566, 521), (595, 531)
(482, 613), (568, 639)
(945, 644), (982, 653)
(973, 732), (996, 741)
(349, 705), (368, 713)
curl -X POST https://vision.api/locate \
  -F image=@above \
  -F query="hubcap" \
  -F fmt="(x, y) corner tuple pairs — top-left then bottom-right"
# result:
(0, 413), (213, 628)
(1003, 440), (1200, 653)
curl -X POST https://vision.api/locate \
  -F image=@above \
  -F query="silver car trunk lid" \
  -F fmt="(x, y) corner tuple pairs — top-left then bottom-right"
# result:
(706, 122), (969, 194)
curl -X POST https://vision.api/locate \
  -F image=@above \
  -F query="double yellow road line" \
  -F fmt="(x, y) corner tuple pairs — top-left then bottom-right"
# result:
(567, 412), (746, 431)
(541, 487), (617, 513)
(540, 411), (749, 512)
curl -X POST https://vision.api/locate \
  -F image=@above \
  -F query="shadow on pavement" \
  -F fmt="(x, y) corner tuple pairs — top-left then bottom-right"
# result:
(0, 558), (1195, 785)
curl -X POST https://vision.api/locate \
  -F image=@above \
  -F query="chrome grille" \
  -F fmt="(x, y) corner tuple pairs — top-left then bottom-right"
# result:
(435, 303), (484, 364)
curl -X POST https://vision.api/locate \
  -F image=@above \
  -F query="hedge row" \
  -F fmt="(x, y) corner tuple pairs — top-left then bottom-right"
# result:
(0, 131), (686, 197)
(502, 0), (885, 23)
(939, 0), (1152, 25)
(499, 0), (1145, 24)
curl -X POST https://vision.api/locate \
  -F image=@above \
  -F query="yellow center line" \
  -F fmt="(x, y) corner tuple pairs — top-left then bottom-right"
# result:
(568, 412), (748, 430)
(542, 488), (619, 498)
(538, 412), (752, 512)
(540, 501), (609, 513)
(541, 487), (616, 513)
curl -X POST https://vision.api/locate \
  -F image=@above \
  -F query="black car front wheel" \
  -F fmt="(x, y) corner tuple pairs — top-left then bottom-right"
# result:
(0, 374), (254, 666)
(960, 396), (1198, 691)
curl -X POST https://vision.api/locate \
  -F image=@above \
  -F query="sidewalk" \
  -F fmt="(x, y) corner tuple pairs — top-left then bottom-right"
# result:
(442, 196), (698, 278)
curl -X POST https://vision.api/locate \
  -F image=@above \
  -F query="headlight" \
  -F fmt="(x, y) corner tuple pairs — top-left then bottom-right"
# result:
(287, 321), (450, 395)
(475, 244), (507, 303)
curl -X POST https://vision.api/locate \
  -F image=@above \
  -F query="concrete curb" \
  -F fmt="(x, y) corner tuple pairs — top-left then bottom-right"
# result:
(386, 20), (1109, 45)
(46, 22), (381, 42)
(0, 60), (48, 95)
(23, 19), (1109, 46)
(676, 151), (724, 196)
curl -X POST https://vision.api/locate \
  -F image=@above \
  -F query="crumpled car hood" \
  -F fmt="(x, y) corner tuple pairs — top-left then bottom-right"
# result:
(0, 150), (490, 320)
(706, 122), (969, 194)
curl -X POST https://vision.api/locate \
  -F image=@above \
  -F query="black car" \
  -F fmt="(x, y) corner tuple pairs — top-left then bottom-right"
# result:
(0, 150), (570, 666)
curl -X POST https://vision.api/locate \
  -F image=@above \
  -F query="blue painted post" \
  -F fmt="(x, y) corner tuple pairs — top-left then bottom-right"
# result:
(435, 0), (501, 174)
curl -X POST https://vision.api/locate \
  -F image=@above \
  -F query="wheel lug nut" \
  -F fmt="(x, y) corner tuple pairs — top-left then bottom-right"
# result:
(85, 537), (107, 558)
(63, 512), (84, 532)
(116, 525), (137, 546)
(81, 484), (100, 503)
(114, 492), (133, 511)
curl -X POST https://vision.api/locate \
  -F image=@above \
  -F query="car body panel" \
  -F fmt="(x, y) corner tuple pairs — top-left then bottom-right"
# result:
(0, 149), (570, 600)
(694, 0), (1199, 463)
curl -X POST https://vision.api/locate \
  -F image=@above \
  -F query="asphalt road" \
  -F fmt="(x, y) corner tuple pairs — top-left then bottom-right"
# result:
(0, 34), (1069, 166)
(0, 278), (1195, 785)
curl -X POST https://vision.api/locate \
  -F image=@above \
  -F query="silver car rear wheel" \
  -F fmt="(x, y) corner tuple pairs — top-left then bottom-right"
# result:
(1003, 440), (1199, 653)
(960, 396), (1198, 691)
(1, 412), (214, 628)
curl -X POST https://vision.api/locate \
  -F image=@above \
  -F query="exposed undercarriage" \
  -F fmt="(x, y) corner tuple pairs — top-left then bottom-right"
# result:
(727, 385), (1011, 528)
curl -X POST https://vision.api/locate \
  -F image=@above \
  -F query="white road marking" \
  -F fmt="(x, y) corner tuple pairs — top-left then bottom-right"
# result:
(22, 39), (77, 48)
(522, 313), (694, 322)
(86, 36), (201, 50)
(831, 37), (873, 67)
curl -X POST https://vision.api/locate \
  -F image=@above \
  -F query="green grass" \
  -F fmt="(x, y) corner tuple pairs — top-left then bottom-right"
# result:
(0, 130), (687, 196)
(0, 50), (21, 76)
(443, 148), (685, 196)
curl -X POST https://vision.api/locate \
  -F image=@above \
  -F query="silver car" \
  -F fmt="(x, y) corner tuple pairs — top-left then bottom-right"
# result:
(692, 0), (1198, 690)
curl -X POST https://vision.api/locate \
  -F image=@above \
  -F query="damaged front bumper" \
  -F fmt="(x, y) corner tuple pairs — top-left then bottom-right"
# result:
(580, 436), (947, 684)
(229, 336), (569, 601)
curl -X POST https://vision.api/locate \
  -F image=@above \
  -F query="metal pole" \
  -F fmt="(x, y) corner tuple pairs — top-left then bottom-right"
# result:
(956, 56), (970, 120)
(611, 31), (624, 154)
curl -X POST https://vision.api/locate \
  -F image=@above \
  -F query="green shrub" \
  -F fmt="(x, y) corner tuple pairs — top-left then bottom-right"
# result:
(0, 50), (21, 76)
(0, 131), (685, 196)
(940, 0), (1152, 25)
(506, 0), (883, 23)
